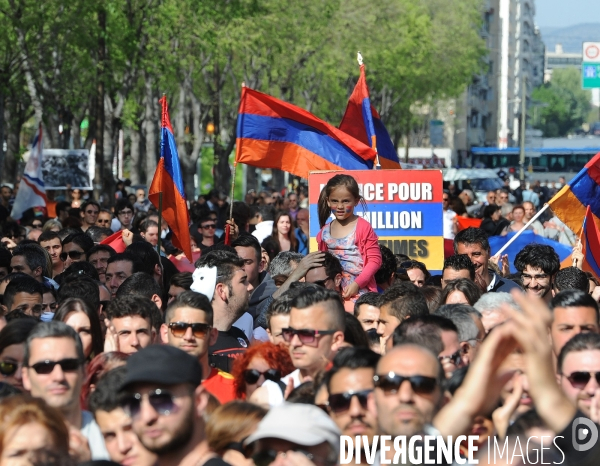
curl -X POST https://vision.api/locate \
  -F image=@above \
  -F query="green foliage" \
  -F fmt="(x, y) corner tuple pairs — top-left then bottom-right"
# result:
(1, 0), (487, 186)
(532, 68), (592, 137)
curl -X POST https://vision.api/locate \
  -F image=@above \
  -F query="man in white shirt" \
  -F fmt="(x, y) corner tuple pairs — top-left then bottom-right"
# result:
(442, 191), (457, 239)
(251, 205), (276, 244)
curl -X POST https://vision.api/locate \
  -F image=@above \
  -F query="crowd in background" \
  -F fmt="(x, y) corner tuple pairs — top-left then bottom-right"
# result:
(0, 177), (597, 466)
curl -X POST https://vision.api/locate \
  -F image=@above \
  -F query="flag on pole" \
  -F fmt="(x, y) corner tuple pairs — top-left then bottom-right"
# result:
(548, 152), (600, 237)
(148, 96), (193, 262)
(339, 62), (400, 169)
(11, 124), (47, 220)
(580, 206), (600, 278)
(236, 87), (377, 179)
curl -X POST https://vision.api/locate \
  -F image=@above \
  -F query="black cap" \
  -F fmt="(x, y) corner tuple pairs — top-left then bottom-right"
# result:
(119, 345), (202, 391)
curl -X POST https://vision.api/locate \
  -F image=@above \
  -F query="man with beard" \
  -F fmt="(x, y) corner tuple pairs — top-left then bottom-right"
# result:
(550, 290), (599, 359)
(119, 345), (226, 466)
(193, 250), (254, 373)
(372, 343), (444, 459)
(454, 228), (520, 293)
(515, 244), (560, 305)
(325, 347), (379, 465)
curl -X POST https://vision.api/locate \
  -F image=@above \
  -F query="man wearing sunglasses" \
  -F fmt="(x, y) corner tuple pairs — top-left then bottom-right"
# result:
(119, 345), (224, 466)
(550, 290), (600, 359)
(21, 321), (109, 460)
(160, 291), (236, 404)
(80, 200), (101, 232)
(558, 333), (600, 420)
(373, 343), (444, 443)
(61, 233), (94, 269)
(282, 286), (345, 389)
(325, 348), (379, 463)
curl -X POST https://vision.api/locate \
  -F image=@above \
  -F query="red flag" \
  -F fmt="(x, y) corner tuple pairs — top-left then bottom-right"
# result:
(456, 216), (482, 232)
(148, 96), (193, 262)
(100, 231), (126, 253)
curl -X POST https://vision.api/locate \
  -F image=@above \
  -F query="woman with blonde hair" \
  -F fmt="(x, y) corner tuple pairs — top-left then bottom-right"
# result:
(0, 394), (70, 465)
(206, 401), (266, 466)
(42, 219), (62, 233)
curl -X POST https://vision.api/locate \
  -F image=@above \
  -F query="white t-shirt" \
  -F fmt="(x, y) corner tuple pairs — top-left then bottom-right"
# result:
(443, 209), (457, 239)
(81, 410), (110, 460)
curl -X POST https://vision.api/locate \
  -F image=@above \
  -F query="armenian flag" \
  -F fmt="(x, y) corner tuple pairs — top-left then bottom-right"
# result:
(581, 206), (600, 278)
(235, 87), (377, 179)
(149, 96), (192, 261)
(549, 152), (600, 237)
(339, 64), (400, 169)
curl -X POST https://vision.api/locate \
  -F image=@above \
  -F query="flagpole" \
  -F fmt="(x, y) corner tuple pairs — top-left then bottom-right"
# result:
(156, 192), (163, 256)
(358, 52), (381, 170)
(494, 203), (550, 256)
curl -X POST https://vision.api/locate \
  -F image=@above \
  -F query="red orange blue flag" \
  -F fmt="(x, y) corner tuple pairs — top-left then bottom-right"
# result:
(549, 152), (600, 237)
(11, 124), (47, 220)
(149, 96), (193, 261)
(580, 206), (600, 278)
(235, 87), (377, 179)
(339, 63), (400, 169)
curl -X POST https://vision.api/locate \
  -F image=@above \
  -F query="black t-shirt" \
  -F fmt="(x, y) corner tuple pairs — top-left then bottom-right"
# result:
(209, 327), (249, 373)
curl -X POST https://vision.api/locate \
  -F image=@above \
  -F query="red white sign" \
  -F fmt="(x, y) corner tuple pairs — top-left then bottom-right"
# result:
(583, 42), (600, 61)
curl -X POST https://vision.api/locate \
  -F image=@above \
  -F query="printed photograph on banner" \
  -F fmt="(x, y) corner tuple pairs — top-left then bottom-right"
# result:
(308, 170), (444, 273)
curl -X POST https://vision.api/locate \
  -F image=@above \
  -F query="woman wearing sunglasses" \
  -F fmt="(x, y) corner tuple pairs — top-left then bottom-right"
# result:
(231, 341), (294, 400)
(0, 319), (38, 390)
(206, 401), (267, 466)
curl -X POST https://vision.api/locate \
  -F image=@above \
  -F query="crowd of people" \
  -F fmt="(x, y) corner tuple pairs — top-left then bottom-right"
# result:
(0, 173), (598, 465)
(442, 177), (576, 245)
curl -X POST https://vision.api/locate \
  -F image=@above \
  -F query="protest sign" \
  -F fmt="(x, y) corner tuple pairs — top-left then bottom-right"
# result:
(42, 149), (92, 189)
(308, 170), (444, 273)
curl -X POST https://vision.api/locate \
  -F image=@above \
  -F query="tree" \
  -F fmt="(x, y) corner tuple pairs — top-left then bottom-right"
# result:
(533, 68), (591, 137)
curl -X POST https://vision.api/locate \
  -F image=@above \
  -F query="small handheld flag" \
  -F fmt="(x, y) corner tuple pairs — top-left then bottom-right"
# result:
(148, 96), (193, 262)
(11, 124), (47, 220)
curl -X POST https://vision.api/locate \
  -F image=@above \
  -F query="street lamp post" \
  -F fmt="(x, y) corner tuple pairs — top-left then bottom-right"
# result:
(519, 75), (527, 182)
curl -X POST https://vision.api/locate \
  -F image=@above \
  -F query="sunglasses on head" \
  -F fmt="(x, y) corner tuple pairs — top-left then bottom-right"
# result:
(565, 371), (600, 389)
(122, 388), (178, 419)
(0, 361), (18, 376)
(29, 358), (81, 375)
(59, 250), (84, 262)
(373, 372), (437, 395)
(243, 368), (281, 385)
(281, 327), (336, 344)
(327, 389), (373, 413)
(168, 322), (210, 339)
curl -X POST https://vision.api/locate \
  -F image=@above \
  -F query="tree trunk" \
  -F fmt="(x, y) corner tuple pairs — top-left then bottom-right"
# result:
(3, 106), (20, 185)
(0, 92), (4, 184)
(94, 5), (107, 203)
(143, 79), (157, 185)
(129, 127), (141, 185)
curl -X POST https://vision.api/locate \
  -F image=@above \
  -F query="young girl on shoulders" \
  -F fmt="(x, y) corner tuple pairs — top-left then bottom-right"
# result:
(316, 174), (382, 301)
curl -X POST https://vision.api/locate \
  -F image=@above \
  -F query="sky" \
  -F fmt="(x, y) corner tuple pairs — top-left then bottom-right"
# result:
(536, 0), (600, 28)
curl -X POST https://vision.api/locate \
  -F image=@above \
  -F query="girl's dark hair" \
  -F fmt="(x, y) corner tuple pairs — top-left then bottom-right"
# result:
(317, 174), (366, 228)
(0, 319), (38, 355)
(440, 278), (482, 306)
(271, 212), (298, 252)
(53, 298), (104, 359)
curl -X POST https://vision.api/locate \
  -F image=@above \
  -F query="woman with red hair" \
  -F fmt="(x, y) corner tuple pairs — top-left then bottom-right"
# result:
(231, 341), (294, 399)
